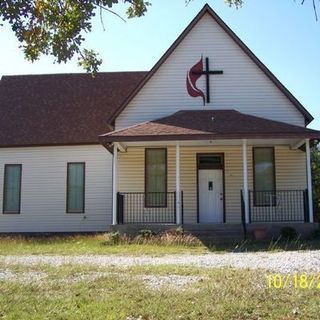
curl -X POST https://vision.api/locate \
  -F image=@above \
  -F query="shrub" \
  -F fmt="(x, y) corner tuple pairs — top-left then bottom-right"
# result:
(175, 226), (184, 235)
(280, 227), (298, 240)
(138, 229), (155, 239)
(105, 231), (122, 245)
(162, 226), (184, 236)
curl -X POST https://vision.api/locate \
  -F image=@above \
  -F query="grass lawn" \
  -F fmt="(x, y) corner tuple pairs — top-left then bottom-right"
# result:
(0, 234), (208, 255)
(0, 234), (320, 256)
(0, 263), (319, 319)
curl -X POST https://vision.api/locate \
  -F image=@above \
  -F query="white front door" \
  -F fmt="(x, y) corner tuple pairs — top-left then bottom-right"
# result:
(198, 169), (224, 223)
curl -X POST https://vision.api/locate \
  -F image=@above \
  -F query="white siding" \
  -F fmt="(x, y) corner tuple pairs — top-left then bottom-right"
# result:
(0, 145), (112, 232)
(116, 13), (305, 129)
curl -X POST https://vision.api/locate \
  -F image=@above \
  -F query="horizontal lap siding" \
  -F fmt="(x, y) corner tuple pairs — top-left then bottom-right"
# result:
(0, 145), (112, 232)
(275, 146), (307, 189)
(118, 145), (307, 224)
(116, 13), (304, 130)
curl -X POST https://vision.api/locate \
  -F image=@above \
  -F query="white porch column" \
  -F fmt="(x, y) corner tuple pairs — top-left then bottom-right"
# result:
(112, 143), (118, 225)
(306, 139), (314, 223)
(175, 142), (181, 224)
(242, 139), (250, 223)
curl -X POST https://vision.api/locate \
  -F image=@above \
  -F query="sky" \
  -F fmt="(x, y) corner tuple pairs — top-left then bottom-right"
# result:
(0, 0), (319, 129)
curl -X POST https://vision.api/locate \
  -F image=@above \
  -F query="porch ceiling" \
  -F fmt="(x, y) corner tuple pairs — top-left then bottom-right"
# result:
(99, 110), (320, 146)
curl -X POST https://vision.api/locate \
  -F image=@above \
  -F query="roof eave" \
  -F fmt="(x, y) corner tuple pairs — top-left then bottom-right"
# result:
(99, 132), (320, 144)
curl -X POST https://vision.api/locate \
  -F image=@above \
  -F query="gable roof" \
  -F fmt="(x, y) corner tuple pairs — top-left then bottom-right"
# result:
(0, 72), (147, 147)
(109, 4), (313, 125)
(100, 110), (320, 143)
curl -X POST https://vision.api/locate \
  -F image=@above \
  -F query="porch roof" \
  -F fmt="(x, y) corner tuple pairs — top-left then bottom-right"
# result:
(99, 110), (320, 143)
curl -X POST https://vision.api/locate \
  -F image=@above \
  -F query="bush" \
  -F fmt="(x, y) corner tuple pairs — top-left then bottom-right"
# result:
(138, 229), (155, 239)
(105, 231), (122, 245)
(162, 226), (184, 236)
(280, 227), (298, 240)
(175, 226), (184, 235)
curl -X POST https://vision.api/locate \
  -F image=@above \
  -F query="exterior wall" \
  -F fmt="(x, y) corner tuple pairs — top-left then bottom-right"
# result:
(116, 13), (305, 130)
(117, 145), (307, 224)
(0, 145), (112, 232)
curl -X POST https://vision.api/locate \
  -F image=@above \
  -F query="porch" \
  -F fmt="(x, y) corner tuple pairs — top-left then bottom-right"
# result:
(99, 110), (320, 228)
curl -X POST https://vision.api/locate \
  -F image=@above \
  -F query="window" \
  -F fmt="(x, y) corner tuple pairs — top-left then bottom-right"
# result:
(253, 147), (276, 206)
(67, 163), (85, 213)
(3, 164), (22, 214)
(198, 154), (223, 169)
(145, 148), (167, 207)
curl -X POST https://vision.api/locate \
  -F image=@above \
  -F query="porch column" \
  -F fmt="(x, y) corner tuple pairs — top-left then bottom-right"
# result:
(112, 143), (118, 225)
(175, 142), (181, 224)
(242, 139), (250, 223)
(306, 139), (314, 223)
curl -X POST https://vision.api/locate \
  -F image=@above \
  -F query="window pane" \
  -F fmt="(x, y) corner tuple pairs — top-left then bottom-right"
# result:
(198, 155), (223, 169)
(199, 156), (221, 166)
(254, 148), (275, 205)
(3, 165), (21, 213)
(67, 163), (85, 212)
(145, 149), (166, 207)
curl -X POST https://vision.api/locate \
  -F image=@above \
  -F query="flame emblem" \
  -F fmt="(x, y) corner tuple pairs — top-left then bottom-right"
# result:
(186, 57), (205, 105)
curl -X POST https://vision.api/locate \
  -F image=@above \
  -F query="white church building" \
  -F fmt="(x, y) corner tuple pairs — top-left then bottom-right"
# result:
(0, 4), (319, 234)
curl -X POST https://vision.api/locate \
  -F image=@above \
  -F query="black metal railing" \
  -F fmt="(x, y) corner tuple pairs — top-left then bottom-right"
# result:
(117, 192), (181, 224)
(247, 190), (309, 223)
(240, 190), (247, 239)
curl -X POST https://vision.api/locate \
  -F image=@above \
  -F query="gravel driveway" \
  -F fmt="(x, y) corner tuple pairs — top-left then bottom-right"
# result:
(1, 250), (320, 273)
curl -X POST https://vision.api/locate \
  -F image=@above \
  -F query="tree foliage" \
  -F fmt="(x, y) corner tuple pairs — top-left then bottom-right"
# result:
(0, 0), (151, 73)
(0, 0), (317, 73)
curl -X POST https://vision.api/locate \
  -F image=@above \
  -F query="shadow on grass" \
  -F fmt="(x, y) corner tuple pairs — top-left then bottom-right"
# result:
(196, 235), (320, 253)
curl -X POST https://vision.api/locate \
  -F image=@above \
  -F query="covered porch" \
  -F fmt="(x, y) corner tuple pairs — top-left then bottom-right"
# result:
(99, 110), (320, 227)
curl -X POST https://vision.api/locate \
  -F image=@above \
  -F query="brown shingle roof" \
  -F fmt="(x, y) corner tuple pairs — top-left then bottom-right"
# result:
(100, 110), (320, 143)
(0, 72), (147, 147)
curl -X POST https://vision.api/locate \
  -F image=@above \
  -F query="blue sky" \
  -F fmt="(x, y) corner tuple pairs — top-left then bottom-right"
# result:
(0, 0), (319, 129)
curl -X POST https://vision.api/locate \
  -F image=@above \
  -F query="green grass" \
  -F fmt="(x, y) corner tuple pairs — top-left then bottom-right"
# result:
(0, 263), (320, 319)
(0, 234), (320, 256)
(0, 234), (208, 256)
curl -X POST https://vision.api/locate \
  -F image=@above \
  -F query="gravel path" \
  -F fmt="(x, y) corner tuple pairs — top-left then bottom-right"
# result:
(1, 251), (320, 273)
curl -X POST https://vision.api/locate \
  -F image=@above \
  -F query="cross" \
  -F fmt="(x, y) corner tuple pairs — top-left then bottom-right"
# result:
(192, 57), (223, 104)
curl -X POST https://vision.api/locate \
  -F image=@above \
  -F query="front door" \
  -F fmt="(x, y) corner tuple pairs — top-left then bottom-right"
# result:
(198, 155), (224, 223)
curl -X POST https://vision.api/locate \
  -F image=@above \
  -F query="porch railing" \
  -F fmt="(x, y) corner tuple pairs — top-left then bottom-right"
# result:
(240, 190), (247, 238)
(247, 190), (309, 223)
(117, 192), (183, 224)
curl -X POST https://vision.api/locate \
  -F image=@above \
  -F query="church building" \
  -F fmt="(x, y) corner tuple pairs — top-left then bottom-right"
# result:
(0, 4), (319, 234)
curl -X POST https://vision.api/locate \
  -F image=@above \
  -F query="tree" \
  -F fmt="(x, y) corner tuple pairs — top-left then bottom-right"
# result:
(0, 0), (151, 73)
(0, 0), (317, 73)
